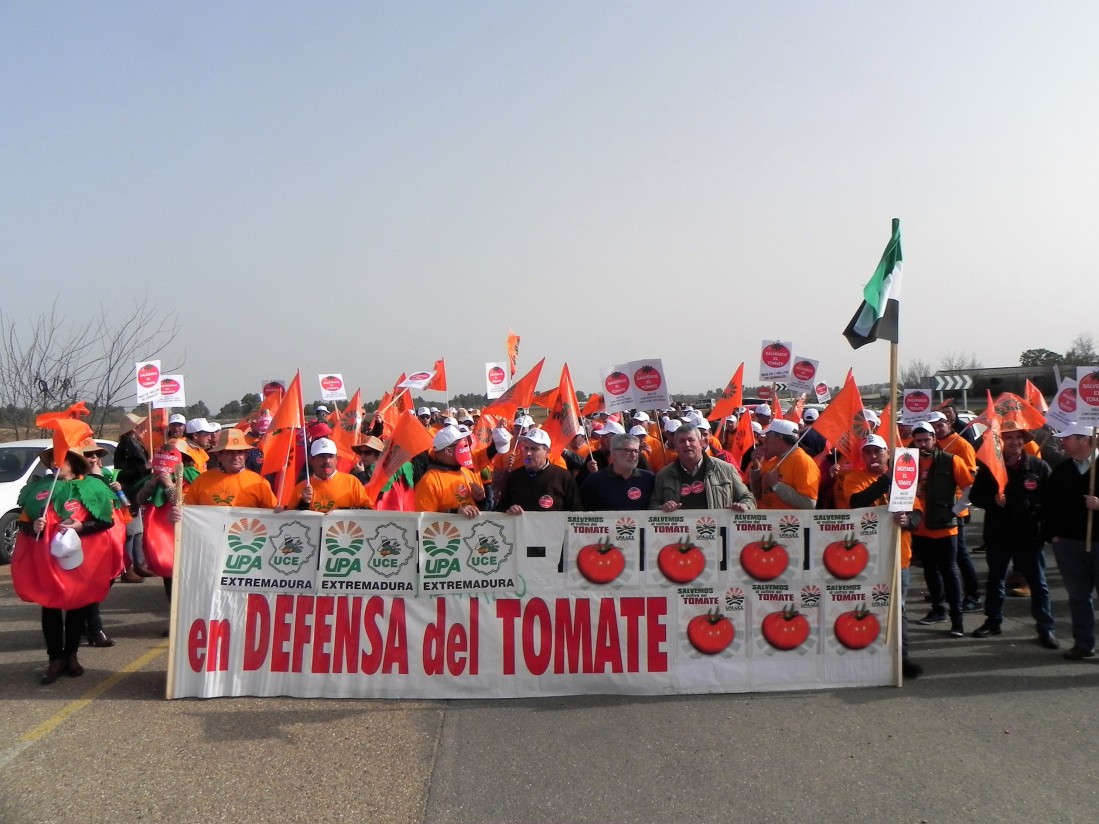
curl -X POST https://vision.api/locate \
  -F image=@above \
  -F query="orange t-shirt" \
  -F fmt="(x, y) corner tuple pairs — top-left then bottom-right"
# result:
(184, 469), (277, 508)
(290, 472), (372, 512)
(414, 465), (484, 513)
(759, 447), (820, 509)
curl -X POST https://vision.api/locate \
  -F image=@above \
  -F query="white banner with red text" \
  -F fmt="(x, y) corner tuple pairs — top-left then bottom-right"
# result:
(167, 506), (898, 699)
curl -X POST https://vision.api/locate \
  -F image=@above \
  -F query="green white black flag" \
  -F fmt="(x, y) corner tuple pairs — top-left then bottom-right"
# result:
(843, 218), (903, 349)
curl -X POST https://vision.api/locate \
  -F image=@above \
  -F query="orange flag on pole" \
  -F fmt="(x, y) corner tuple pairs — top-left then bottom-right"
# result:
(726, 409), (756, 473)
(769, 391), (782, 422)
(581, 393), (605, 417)
(364, 411), (433, 501)
(707, 364), (744, 422)
(427, 359), (447, 392)
(1024, 379), (1049, 413)
(784, 394), (805, 424)
(531, 388), (559, 410)
(483, 358), (545, 421)
(811, 370), (867, 466)
(976, 390), (1008, 494)
(506, 329), (521, 378)
(541, 364), (583, 461)
(991, 392), (1046, 431)
(331, 388), (363, 471)
(261, 371), (304, 477)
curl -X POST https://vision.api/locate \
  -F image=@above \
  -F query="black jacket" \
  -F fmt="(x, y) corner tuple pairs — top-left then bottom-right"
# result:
(970, 453), (1050, 544)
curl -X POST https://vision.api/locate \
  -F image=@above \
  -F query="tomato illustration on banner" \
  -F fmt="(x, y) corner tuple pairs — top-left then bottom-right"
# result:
(568, 513), (640, 589)
(759, 340), (793, 382)
(900, 389), (933, 423)
(1075, 366), (1099, 425)
(787, 356), (819, 395)
(889, 447), (919, 511)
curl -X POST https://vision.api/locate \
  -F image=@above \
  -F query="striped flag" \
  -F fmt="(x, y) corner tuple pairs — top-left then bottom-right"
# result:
(844, 219), (903, 349)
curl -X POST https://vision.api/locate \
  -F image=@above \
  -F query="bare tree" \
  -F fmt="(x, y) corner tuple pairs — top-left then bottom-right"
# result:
(900, 359), (933, 389)
(1064, 333), (1098, 365)
(938, 351), (982, 372)
(0, 297), (181, 438)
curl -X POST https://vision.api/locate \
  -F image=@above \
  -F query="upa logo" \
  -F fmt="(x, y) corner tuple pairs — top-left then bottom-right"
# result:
(695, 515), (717, 541)
(859, 511), (879, 537)
(320, 374), (343, 392)
(792, 360), (816, 381)
(801, 585), (821, 608)
(724, 587), (745, 610)
(778, 515), (800, 539)
(422, 520), (462, 579)
(322, 520), (365, 578)
(487, 366), (506, 386)
(615, 517), (637, 541)
(633, 364), (662, 392)
(893, 452), (918, 490)
(362, 522), (414, 578)
(464, 521), (514, 576)
(224, 518), (269, 575)
(871, 583), (891, 607)
(267, 520), (318, 576)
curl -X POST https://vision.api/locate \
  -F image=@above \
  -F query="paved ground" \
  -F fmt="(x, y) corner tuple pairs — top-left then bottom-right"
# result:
(3, 524), (1098, 824)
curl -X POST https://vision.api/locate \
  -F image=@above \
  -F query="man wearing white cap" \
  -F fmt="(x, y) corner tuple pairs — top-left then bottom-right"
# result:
(1044, 422), (1099, 659)
(167, 413), (187, 441)
(290, 438), (372, 512)
(930, 410), (982, 612)
(184, 418), (219, 473)
(496, 429), (581, 514)
(799, 408), (827, 458)
(752, 404), (774, 429)
(749, 419), (820, 510)
(414, 424), (485, 518)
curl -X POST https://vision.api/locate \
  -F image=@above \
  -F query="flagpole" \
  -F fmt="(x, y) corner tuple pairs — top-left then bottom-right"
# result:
(1086, 427), (1096, 554)
(888, 338), (903, 687)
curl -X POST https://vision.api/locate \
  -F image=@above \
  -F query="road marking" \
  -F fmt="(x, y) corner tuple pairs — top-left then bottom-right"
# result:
(8, 642), (168, 759)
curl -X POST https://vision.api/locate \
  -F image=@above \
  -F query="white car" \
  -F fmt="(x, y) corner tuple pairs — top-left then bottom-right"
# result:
(0, 438), (117, 564)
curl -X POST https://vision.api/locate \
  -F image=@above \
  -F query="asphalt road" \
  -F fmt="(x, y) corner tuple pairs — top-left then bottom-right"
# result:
(3, 523), (1098, 824)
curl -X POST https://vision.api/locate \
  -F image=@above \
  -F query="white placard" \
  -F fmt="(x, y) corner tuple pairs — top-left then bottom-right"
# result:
(759, 341), (793, 382)
(485, 362), (509, 399)
(600, 359), (671, 414)
(318, 373), (347, 402)
(787, 356), (819, 395)
(1045, 377), (1078, 432)
(899, 389), (935, 424)
(888, 448), (919, 512)
(135, 360), (162, 404)
(153, 374), (186, 408)
(1074, 366), (1099, 425)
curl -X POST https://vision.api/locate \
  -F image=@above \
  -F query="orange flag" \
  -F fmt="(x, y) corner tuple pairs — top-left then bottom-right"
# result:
(877, 402), (901, 448)
(35, 401), (91, 427)
(40, 417), (94, 467)
(541, 364), (583, 461)
(581, 393), (605, 416)
(707, 364), (744, 422)
(992, 392), (1046, 431)
(1024, 379), (1049, 413)
(331, 389), (363, 471)
(811, 370), (866, 466)
(784, 394), (805, 424)
(483, 357), (545, 421)
(976, 390), (1008, 494)
(261, 371), (304, 477)
(364, 412), (433, 501)
(506, 329), (521, 378)
(531, 388), (559, 410)
(427, 359), (447, 392)
(727, 409), (756, 472)
(769, 391), (783, 422)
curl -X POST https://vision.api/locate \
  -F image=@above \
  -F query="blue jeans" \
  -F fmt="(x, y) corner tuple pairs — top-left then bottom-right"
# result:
(955, 515), (980, 600)
(914, 533), (963, 623)
(982, 541), (1054, 632)
(1051, 538), (1099, 650)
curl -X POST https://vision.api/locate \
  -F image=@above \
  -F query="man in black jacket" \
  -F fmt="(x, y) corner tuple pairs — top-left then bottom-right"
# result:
(969, 421), (1057, 648)
(1044, 422), (1099, 660)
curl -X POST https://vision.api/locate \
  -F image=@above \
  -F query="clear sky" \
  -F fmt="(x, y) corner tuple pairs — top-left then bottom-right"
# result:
(3, 2), (1096, 408)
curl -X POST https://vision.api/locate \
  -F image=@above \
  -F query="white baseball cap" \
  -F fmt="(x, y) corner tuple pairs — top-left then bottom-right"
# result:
(803, 408), (820, 422)
(764, 419), (799, 437)
(595, 421), (626, 436)
(433, 424), (468, 451)
(309, 438), (338, 457)
(168, 414), (186, 425)
(521, 428), (552, 448)
(1054, 422), (1095, 438)
(862, 434), (888, 450)
(754, 404), (773, 418)
(185, 417), (218, 434)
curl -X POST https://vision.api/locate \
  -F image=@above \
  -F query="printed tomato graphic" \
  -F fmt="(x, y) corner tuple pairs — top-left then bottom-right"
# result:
(834, 605), (880, 650)
(893, 452), (918, 491)
(739, 533), (789, 581)
(321, 375), (343, 391)
(687, 608), (734, 655)
(905, 390), (930, 413)
(657, 538), (705, 584)
(1057, 387), (1077, 414)
(761, 605), (810, 651)
(576, 538), (626, 584)
(488, 366), (506, 386)
(137, 363), (160, 388)
(792, 360), (816, 381)
(1078, 371), (1099, 406)
(822, 532), (869, 579)
(633, 364), (662, 392)
(604, 371), (630, 396)
(159, 377), (181, 394)
(761, 342), (791, 369)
